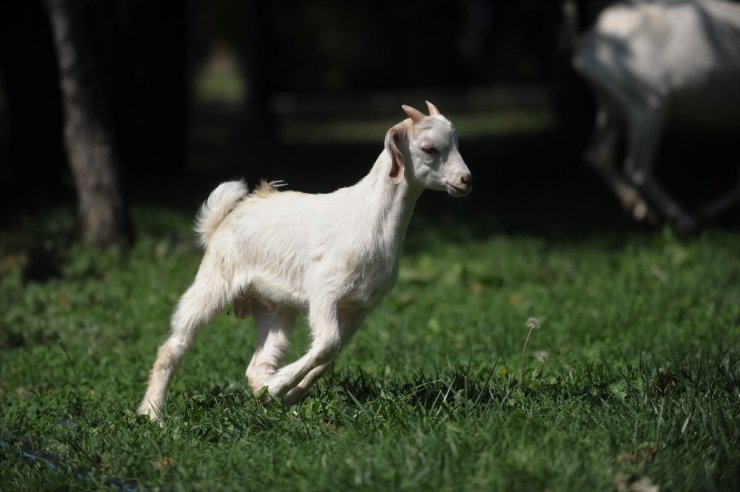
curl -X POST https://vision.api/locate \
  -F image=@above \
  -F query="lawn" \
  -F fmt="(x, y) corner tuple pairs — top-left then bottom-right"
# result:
(1, 201), (739, 490)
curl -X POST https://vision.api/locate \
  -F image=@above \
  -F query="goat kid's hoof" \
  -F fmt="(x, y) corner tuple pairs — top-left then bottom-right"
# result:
(136, 405), (164, 426)
(253, 383), (286, 406)
(254, 386), (276, 405)
(281, 389), (307, 408)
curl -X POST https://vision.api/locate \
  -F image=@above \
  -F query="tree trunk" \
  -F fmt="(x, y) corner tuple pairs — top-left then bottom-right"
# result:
(43, 0), (132, 248)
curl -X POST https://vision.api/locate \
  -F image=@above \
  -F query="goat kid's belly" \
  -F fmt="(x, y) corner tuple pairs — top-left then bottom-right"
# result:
(230, 259), (399, 317)
(231, 267), (307, 315)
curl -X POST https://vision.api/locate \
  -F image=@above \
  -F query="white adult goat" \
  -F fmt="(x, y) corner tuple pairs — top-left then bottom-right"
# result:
(573, 0), (740, 230)
(138, 102), (472, 421)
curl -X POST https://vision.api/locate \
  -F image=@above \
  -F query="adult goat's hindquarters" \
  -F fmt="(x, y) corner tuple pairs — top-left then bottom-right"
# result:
(138, 102), (472, 421)
(573, 0), (740, 230)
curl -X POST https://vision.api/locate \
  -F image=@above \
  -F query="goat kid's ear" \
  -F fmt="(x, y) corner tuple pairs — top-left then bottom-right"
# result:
(385, 125), (406, 184)
(401, 105), (425, 124)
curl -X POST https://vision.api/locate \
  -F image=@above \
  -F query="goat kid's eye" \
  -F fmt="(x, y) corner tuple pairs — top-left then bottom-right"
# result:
(421, 147), (438, 155)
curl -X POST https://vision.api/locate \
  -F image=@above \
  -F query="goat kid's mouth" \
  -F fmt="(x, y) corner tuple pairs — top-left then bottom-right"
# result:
(445, 181), (472, 197)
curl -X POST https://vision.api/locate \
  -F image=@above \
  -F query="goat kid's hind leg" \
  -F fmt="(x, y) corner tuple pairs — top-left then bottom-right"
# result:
(245, 303), (296, 398)
(263, 297), (342, 399)
(137, 268), (232, 421)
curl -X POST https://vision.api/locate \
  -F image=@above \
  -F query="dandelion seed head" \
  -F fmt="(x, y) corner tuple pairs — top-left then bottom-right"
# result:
(526, 316), (541, 330)
(534, 350), (549, 362)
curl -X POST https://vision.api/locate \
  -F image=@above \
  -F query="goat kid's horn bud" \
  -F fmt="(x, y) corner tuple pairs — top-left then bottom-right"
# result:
(425, 101), (440, 116)
(402, 105), (425, 124)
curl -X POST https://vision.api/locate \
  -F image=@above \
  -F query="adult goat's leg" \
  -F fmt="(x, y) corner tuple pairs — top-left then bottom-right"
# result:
(696, 181), (740, 224)
(586, 104), (653, 219)
(624, 108), (694, 227)
(641, 179), (697, 231)
(263, 296), (342, 398)
(282, 309), (365, 406)
(138, 263), (232, 421)
(245, 303), (296, 396)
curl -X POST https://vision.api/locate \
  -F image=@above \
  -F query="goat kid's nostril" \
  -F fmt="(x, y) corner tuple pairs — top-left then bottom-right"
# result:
(460, 174), (472, 186)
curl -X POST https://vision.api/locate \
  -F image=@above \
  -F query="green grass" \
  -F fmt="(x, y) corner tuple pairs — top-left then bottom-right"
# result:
(1, 207), (739, 491)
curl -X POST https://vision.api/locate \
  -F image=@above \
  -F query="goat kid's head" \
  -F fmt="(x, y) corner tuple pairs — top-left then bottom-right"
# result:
(384, 101), (472, 197)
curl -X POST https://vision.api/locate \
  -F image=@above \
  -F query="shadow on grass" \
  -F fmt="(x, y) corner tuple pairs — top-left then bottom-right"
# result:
(307, 343), (740, 414)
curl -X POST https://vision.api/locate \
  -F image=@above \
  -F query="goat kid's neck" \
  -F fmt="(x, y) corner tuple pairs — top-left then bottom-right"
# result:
(355, 150), (422, 254)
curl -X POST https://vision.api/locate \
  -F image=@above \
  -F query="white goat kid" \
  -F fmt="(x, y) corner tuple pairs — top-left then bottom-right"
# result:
(138, 102), (472, 421)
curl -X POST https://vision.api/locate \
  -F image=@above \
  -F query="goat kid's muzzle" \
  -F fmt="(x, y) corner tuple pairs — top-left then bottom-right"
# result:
(445, 171), (473, 197)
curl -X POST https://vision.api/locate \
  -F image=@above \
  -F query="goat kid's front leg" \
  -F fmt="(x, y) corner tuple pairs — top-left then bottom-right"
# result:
(282, 309), (366, 406)
(263, 297), (342, 399)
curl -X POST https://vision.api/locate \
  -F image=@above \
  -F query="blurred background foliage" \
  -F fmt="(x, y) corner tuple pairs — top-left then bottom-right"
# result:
(0, 0), (737, 237)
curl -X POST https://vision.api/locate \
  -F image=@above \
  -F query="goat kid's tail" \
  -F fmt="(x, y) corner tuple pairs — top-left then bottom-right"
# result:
(194, 180), (248, 248)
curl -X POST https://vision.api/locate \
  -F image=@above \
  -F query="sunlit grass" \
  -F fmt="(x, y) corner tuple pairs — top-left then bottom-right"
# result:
(1, 207), (739, 490)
